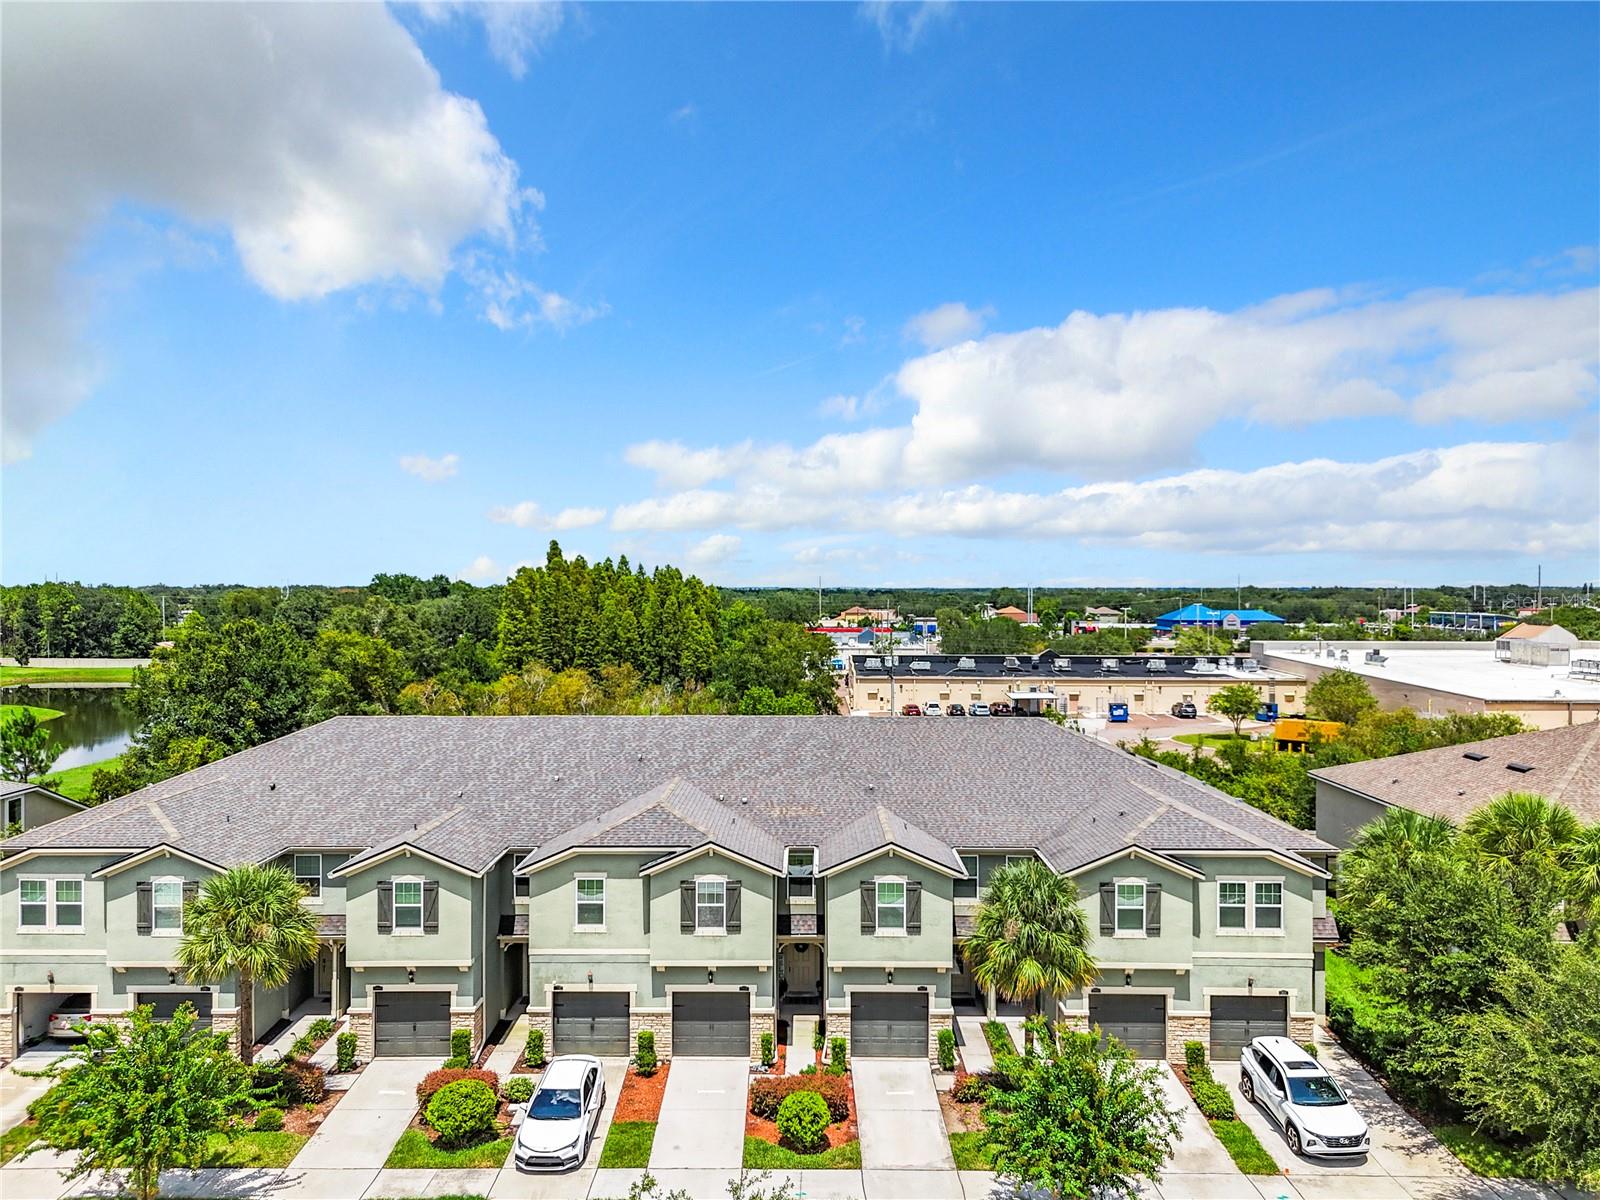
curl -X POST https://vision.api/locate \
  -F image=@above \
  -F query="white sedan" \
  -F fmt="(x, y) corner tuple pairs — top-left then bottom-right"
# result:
(1239, 1036), (1369, 1158)
(513, 1055), (606, 1171)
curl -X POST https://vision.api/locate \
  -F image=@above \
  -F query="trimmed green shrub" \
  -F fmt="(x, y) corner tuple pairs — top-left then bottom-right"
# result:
(952, 1073), (988, 1103)
(635, 1029), (657, 1075)
(504, 1075), (534, 1104)
(307, 1017), (335, 1043)
(981, 1020), (1018, 1058)
(416, 1067), (501, 1105)
(280, 1058), (326, 1105)
(1192, 1078), (1236, 1121)
(250, 1060), (286, 1107)
(989, 1053), (1028, 1093)
(252, 1106), (285, 1131)
(335, 1031), (357, 1073)
(525, 1028), (546, 1069)
(451, 1028), (473, 1062)
(798, 1064), (818, 1075)
(937, 1027), (957, 1071)
(775, 1090), (831, 1153)
(760, 1031), (775, 1067)
(1301, 1041), (1319, 1059)
(749, 1074), (850, 1122)
(828, 1037), (847, 1075)
(441, 1055), (469, 1069)
(425, 1078), (498, 1146)
(289, 1034), (314, 1060)
(813, 1021), (824, 1052)
(1184, 1041), (1208, 1077)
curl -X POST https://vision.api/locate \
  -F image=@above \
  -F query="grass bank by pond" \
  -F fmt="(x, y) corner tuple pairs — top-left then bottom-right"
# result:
(39, 755), (124, 802)
(0, 704), (65, 723)
(0, 666), (139, 685)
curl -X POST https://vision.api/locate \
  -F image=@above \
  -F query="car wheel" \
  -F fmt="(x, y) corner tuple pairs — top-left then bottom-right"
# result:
(1240, 1074), (1254, 1103)
(1286, 1124), (1303, 1157)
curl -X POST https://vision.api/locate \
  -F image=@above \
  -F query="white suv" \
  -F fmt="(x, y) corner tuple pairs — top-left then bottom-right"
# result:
(924, 702), (943, 717)
(1239, 1036), (1369, 1158)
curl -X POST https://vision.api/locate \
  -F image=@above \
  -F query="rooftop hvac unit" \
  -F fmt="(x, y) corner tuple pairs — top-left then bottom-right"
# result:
(955, 657), (977, 672)
(1101, 658), (1119, 669)
(910, 660), (931, 672)
(1146, 660), (1168, 673)
(1002, 656), (1021, 670)
(1052, 659), (1072, 672)
(863, 657), (883, 670)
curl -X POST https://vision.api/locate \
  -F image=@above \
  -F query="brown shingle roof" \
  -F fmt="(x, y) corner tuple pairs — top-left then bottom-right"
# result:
(1311, 720), (1600, 825)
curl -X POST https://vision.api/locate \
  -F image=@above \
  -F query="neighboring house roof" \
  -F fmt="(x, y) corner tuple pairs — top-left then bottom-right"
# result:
(1156, 604), (1284, 624)
(818, 805), (966, 876)
(1496, 623), (1575, 642)
(1311, 720), (1600, 825)
(0, 716), (1333, 876)
(0, 779), (85, 809)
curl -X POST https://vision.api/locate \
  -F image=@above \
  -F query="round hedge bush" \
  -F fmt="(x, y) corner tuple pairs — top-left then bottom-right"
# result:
(426, 1078), (498, 1146)
(504, 1075), (534, 1104)
(775, 1089), (831, 1153)
(253, 1106), (285, 1132)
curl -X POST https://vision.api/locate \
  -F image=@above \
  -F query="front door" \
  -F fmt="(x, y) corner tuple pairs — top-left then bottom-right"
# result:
(783, 944), (821, 999)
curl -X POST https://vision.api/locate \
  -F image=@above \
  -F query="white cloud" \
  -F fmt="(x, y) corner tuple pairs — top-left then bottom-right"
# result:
(840, 315), (867, 346)
(0, 3), (544, 462)
(457, 553), (535, 582)
(669, 103), (698, 123)
(902, 301), (993, 350)
(414, 2), (567, 79)
(860, 1), (954, 51)
(621, 285), (1599, 494)
(488, 500), (607, 530)
(463, 258), (608, 332)
(612, 435), (1598, 560)
(399, 452), (461, 482)
(684, 533), (742, 567)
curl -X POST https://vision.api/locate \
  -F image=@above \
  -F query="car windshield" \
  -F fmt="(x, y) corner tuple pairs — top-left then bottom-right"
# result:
(1287, 1076), (1346, 1106)
(528, 1087), (582, 1120)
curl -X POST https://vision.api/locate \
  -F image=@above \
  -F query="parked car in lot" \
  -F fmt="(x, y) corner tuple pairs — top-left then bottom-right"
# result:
(47, 995), (93, 1039)
(1239, 1036), (1369, 1158)
(900, 704), (922, 716)
(1170, 701), (1198, 718)
(924, 702), (943, 717)
(990, 702), (1013, 715)
(969, 703), (991, 716)
(947, 703), (966, 716)
(514, 1055), (606, 1171)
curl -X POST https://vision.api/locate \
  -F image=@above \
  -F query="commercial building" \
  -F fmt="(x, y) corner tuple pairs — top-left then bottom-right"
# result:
(1154, 604), (1286, 632)
(0, 716), (1334, 1065)
(845, 651), (1306, 717)
(1253, 639), (1600, 730)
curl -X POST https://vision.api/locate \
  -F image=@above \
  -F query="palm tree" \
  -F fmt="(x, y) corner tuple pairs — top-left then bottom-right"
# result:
(1562, 824), (1600, 928)
(960, 859), (1097, 1049)
(178, 864), (319, 1063)
(1337, 808), (1456, 915)
(1462, 792), (1581, 876)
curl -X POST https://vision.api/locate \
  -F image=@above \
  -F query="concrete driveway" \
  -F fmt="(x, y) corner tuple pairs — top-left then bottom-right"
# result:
(1, 1048), (70, 1134)
(648, 1057), (748, 1170)
(855, 1057), (954, 1173)
(294, 1057), (437, 1169)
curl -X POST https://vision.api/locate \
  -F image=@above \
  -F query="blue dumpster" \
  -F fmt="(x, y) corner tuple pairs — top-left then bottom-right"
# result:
(1255, 702), (1279, 722)
(1108, 702), (1129, 723)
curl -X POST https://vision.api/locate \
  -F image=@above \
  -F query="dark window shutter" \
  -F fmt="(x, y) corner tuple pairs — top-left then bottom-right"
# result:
(726, 881), (742, 933)
(860, 880), (876, 933)
(1098, 883), (1114, 936)
(1146, 884), (1162, 935)
(136, 880), (153, 935)
(182, 880), (199, 904)
(680, 881), (695, 933)
(422, 880), (440, 933)
(906, 881), (923, 935)
(377, 880), (393, 933)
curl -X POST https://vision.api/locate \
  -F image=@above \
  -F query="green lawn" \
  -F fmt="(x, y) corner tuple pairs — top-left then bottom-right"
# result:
(981, 1020), (1018, 1058)
(0, 704), (64, 723)
(949, 1130), (995, 1170)
(1172, 732), (1253, 748)
(0, 666), (139, 685)
(741, 1135), (862, 1169)
(1209, 1118), (1279, 1175)
(39, 756), (123, 802)
(1432, 1125), (1542, 1179)
(599, 1120), (657, 1168)
(0, 1120), (38, 1164)
(200, 1130), (309, 1167)
(384, 1129), (513, 1169)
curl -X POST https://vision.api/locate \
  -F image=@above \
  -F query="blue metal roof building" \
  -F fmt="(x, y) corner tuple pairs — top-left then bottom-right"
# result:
(1155, 603), (1286, 631)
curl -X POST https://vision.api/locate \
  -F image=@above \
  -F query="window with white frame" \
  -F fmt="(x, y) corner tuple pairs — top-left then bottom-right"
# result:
(1005, 855), (1029, 869)
(954, 854), (979, 899)
(876, 879), (906, 932)
(1217, 881), (1248, 929)
(1254, 882), (1283, 930)
(18, 877), (82, 931)
(575, 876), (605, 928)
(696, 878), (727, 932)
(293, 854), (322, 898)
(786, 848), (816, 901)
(1115, 881), (1146, 934)
(152, 877), (185, 935)
(393, 879), (424, 931)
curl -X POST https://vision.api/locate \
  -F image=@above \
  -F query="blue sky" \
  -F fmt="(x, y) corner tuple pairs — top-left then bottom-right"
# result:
(3, 2), (1596, 588)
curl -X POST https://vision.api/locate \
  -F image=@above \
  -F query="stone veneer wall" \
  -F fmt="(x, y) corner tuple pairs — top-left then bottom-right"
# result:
(927, 1011), (953, 1065)
(450, 1002), (485, 1057)
(632, 1008), (671, 1059)
(1289, 1015), (1316, 1046)
(211, 1009), (241, 1056)
(349, 1008), (375, 1062)
(1166, 1013), (1209, 1062)
(0, 1008), (14, 1065)
(750, 1011), (775, 1063)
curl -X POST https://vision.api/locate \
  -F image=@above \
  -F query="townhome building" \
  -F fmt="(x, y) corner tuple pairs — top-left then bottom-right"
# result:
(0, 716), (1336, 1066)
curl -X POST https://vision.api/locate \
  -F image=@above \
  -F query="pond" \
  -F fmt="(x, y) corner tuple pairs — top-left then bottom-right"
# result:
(1, 685), (139, 771)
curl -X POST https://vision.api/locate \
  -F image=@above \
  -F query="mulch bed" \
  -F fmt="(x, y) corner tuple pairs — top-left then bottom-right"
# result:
(939, 1074), (985, 1134)
(613, 1063), (670, 1123)
(277, 1090), (343, 1137)
(744, 1072), (858, 1150)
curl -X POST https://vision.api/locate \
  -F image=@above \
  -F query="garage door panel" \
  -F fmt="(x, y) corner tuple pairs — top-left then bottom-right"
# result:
(135, 992), (214, 1026)
(850, 992), (928, 1058)
(1209, 995), (1287, 1058)
(375, 990), (451, 1057)
(554, 992), (630, 1056)
(1089, 993), (1166, 1059)
(672, 991), (750, 1057)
